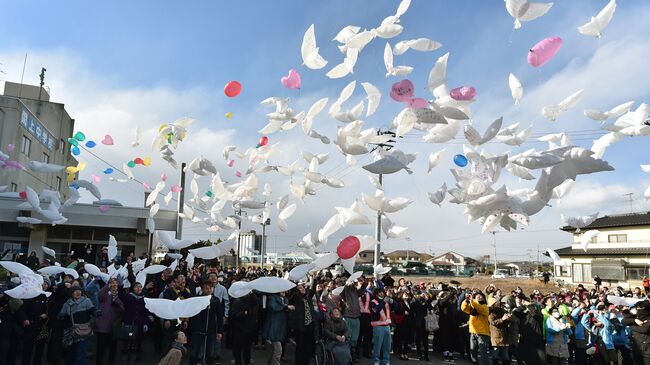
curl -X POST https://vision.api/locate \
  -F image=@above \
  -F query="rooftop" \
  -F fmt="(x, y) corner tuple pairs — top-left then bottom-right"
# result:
(561, 211), (650, 232)
(553, 246), (650, 257)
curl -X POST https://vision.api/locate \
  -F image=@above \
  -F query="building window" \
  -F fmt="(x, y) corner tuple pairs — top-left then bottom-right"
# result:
(555, 265), (570, 277)
(572, 263), (592, 283)
(42, 153), (49, 164)
(591, 235), (598, 243)
(627, 267), (649, 281)
(10, 183), (18, 192)
(608, 234), (627, 243)
(59, 139), (65, 155)
(55, 177), (62, 191)
(21, 135), (31, 156)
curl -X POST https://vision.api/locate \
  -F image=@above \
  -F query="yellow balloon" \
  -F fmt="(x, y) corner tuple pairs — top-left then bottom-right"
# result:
(143, 157), (152, 166)
(225, 112), (233, 118)
(158, 124), (168, 132)
(77, 161), (87, 172)
(66, 173), (75, 182)
(65, 166), (78, 174)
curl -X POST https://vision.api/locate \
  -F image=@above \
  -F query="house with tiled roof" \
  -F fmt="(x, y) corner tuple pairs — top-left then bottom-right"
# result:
(552, 211), (650, 288)
(424, 251), (478, 276)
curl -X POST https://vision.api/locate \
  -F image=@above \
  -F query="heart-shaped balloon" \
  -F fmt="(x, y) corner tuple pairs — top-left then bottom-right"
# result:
(161, 173), (168, 182)
(103, 168), (114, 174)
(101, 135), (114, 145)
(85, 141), (96, 148)
(143, 157), (152, 166)
(73, 131), (86, 142)
(450, 86), (476, 101)
(6, 144), (15, 152)
(142, 182), (151, 190)
(408, 98), (429, 109)
(170, 185), (182, 193)
(91, 174), (101, 184)
(390, 79), (414, 102)
(227, 160), (235, 167)
(134, 157), (144, 165)
(281, 69), (301, 90)
(99, 205), (110, 213)
(235, 171), (242, 178)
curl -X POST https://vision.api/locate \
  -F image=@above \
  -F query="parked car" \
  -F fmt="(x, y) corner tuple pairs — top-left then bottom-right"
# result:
(491, 269), (509, 279)
(397, 261), (429, 276)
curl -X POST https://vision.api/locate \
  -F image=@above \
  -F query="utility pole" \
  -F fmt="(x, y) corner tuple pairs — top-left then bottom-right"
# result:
(175, 162), (187, 240)
(260, 218), (270, 270)
(491, 231), (497, 273)
(235, 206), (242, 269)
(537, 244), (540, 273)
(371, 129), (398, 278)
(373, 173), (383, 278)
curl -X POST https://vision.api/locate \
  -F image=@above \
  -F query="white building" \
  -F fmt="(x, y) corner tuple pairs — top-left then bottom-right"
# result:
(554, 212), (650, 288)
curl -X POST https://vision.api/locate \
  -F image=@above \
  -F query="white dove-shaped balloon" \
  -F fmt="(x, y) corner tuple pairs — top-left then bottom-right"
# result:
(578, 0), (616, 38)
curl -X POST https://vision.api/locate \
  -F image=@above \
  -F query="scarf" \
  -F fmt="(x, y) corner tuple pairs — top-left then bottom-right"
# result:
(171, 341), (187, 357)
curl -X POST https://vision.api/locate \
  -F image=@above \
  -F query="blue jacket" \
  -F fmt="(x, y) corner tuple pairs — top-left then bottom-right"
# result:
(610, 316), (631, 348)
(545, 316), (572, 344)
(582, 311), (615, 350)
(262, 294), (288, 342)
(571, 307), (587, 341)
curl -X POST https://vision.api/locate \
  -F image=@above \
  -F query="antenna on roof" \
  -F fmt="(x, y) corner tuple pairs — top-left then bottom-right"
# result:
(623, 192), (635, 213)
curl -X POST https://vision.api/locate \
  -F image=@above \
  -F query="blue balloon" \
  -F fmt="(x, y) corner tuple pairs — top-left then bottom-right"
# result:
(71, 146), (80, 156)
(103, 168), (114, 174)
(85, 140), (96, 148)
(69, 183), (79, 189)
(453, 154), (468, 167)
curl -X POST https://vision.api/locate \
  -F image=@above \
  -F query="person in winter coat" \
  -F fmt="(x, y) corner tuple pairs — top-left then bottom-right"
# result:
(230, 291), (259, 365)
(461, 292), (490, 365)
(119, 277), (151, 365)
(411, 291), (431, 361)
(15, 284), (50, 365)
(435, 290), (459, 362)
(262, 292), (293, 365)
(288, 283), (316, 365)
(341, 280), (362, 360)
(47, 276), (75, 364)
(570, 301), (589, 365)
(0, 289), (13, 364)
(188, 281), (224, 365)
(323, 307), (352, 365)
(94, 278), (124, 365)
(58, 285), (96, 365)
(622, 300), (650, 365)
(27, 251), (40, 270)
(545, 306), (572, 365)
(393, 291), (415, 360)
(371, 287), (394, 365)
(519, 302), (545, 365)
(358, 284), (374, 359)
(487, 297), (510, 365)
(157, 330), (187, 365)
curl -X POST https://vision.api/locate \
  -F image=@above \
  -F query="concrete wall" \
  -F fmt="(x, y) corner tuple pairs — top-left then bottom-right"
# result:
(0, 95), (76, 199)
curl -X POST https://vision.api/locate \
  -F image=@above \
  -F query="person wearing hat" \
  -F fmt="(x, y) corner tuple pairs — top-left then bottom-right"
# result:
(487, 297), (510, 365)
(58, 284), (95, 365)
(622, 300), (650, 364)
(371, 287), (394, 365)
(461, 292), (490, 365)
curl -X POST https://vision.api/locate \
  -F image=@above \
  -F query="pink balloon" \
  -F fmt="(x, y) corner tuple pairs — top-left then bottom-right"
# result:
(235, 171), (242, 178)
(449, 86), (477, 101)
(142, 182), (151, 190)
(160, 173), (168, 182)
(170, 185), (182, 193)
(91, 174), (101, 184)
(337, 236), (361, 260)
(390, 79), (414, 102)
(408, 98), (430, 109)
(227, 160), (235, 167)
(528, 36), (563, 68)
(281, 69), (301, 89)
(6, 144), (14, 152)
(99, 205), (110, 213)
(101, 135), (114, 145)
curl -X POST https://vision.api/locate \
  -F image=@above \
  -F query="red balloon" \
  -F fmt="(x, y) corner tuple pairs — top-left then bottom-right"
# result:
(19, 191), (27, 199)
(224, 81), (242, 98)
(258, 136), (269, 147)
(134, 157), (144, 165)
(337, 236), (361, 260)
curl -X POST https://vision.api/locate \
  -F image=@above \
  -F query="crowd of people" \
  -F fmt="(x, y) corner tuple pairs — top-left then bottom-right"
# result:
(2, 250), (650, 365)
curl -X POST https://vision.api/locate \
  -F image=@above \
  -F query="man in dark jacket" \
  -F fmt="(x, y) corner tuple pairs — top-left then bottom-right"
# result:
(288, 283), (315, 365)
(189, 281), (224, 365)
(622, 300), (650, 365)
(411, 291), (431, 361)
(519, 302), (545, 365)
(230, 291), (259, 365)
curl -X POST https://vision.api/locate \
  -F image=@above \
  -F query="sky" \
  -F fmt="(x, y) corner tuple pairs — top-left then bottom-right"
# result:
(1, 1), (650, 262)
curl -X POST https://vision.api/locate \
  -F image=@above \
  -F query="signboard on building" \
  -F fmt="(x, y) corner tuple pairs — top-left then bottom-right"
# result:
(20, 108), (55, 150)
